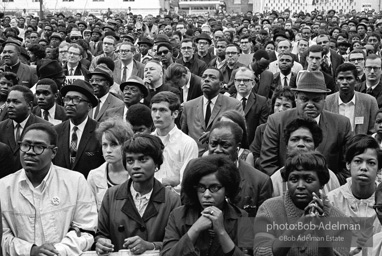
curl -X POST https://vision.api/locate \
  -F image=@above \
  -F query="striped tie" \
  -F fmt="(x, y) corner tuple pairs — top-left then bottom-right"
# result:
(70, 126), (78, 167)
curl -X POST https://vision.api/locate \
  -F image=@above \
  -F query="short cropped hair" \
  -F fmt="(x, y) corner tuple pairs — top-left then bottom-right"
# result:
(126, 104), (153, 129)
(335, 63), (357, 78)
(282, 150), (330, 186)
(10, 85), (34, 105)
(284, 118), (323, 147)
(210, 121), (243, 146)
(122, 134), (164, 170)
(151, 91), (180, 113)
(181, 155), (241, 209)
(22, 123), (58, 146)
(345, 134), (382, 169)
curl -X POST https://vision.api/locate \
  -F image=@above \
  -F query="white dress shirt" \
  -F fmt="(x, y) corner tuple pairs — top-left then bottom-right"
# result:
(121, 61), (134, 82)
(69, 116), (88, 149)
(338, 94), (356, 131)
(13, 115), (30, 142)
(203, 95), (218, 119)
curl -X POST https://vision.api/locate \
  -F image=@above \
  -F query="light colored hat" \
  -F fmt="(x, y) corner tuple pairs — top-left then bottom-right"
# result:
(293, 71), (331, 93)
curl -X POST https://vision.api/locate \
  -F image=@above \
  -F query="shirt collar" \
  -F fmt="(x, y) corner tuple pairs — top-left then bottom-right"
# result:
(338, 94), (356, 105)
(67, 63), (79, 71)
(130, 182), (153, 199)
(203, 94), (218, 105)
(70, 116), (88, 132)
(13, 114), (30, 128)
(21, 163), (53, 191)
(236, 93), (251, 101)
(153, 125), (179, 142)
(99, 92), (109, 104)
(314, 114), (321, 125)
(123, 60), (134, 69)
(47, 104), (56, 118)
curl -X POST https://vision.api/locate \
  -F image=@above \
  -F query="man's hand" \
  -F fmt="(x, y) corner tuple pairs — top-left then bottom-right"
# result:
(30, 243), (59, 256)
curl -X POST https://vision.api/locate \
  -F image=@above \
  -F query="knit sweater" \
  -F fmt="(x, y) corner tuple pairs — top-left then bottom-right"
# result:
(253, 191), (351, 256)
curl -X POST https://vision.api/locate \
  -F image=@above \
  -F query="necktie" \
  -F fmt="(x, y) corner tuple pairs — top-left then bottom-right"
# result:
(205, 100), (211, 126)
(15, 123), (21, 143)
(366, 86), (373, 95)
(122, 66), (127, 83)
(43, 110), (49, 121)
(70, 68), (74, 76)
(242, 97), (247, 111)
(93, 100), (101, 119)
(283, 76), (288, 87)
(70, 126), (78, 166)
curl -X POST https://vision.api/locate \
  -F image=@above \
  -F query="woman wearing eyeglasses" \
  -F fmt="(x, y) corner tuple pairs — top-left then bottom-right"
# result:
(327, 134), (382, 255)
(162, 155), (251, 256)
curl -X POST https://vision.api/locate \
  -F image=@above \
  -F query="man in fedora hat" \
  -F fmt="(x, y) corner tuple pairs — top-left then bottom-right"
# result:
(135, 37), (154, 63)
(88, 63), (124, 122)
(260, 71), (353, 185)
(49, 32), (62, 48)
(114, 42), (145, 85)
(89, 28), (103, 56)
(53, 80), (104, 178)
(194, 33), (216, 65)
(104, 75), (148, 121)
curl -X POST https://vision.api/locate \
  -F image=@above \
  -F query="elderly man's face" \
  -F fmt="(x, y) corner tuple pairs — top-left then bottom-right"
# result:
(295, 92), (326, 119)
(64, 91), (91, 120)
(208, 126), (239, 162)
(144, 62), (163, 83)
(365, 57), (382, 83)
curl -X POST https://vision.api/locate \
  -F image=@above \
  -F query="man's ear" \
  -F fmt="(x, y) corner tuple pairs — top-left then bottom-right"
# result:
(172, 109), (179, 119)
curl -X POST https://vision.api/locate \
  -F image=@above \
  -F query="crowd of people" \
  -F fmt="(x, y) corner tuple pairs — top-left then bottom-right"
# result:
(1, 5), (382, 256)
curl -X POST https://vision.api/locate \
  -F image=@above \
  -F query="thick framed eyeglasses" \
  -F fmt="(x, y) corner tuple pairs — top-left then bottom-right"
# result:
(365, 66), (381, 72)
(373, 205), (382, 214)
(63, 96), (89, 104)
(19, 142), (55, 155)
(194, 184), (223, 193)
(234, 79), (253, 83)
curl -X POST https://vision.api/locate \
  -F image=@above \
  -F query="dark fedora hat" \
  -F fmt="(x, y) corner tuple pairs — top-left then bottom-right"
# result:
(38, 59), (64, 79)
(137, 37), (153, 47)
(88, 63), (114, 85)
(91, 28), (103, 36)
(194, 33), (212, 44)
(292, 71), (331, 93)
(104, 31), (120, 41)
(61, 79), (99, 107)
(120, 75), (148, 98)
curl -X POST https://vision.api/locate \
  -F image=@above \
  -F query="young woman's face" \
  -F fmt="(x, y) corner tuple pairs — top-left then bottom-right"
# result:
(101, 134), (122, 164)
(197, 172), (226, 209)
(347, 148), (379, 186)
(274, 96), (293, 113)
(125, 153), (156, 183)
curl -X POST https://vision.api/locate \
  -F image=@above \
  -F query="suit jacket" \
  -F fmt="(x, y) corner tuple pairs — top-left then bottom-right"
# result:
(53, 118), (104, 177)
(327, 49), (344, 77)
(357, 80), (382, 109)
(64, 64), (90, 78)
(260, 109), (353, 184)
(175, 57), (207, 77)
(0, 142), (14, 178)
(325, 91), (378, 135)
(230, 93), (269, 145)
(233, 160), (273, 217)
(269, 51), (299, 63)
(88, 93), (124, 122)
(103, 105), (125, 121)
(0, 114), (49, 172)
(219, 62), (246, 85)
(0, 106), (8, 122)
(253, 70), (274, 99)
(272, 72), (297, 92)
(113, 59), (145, 85)
(8, 62), (38, 88)
(181, 74), (203, 103)
(181, 94), (243, 155)
(32, 104), (67, 122)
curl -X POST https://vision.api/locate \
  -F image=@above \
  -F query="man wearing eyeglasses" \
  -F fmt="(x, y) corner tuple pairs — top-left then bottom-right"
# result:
(175, 38), (207, 77)
(0, 123), (98, 256)
(194, 33), (216, 65)
(87, 64), (124, 122)
(219, 44), (245, 86)
(156, 41), (174, 70)
(90, 35), (120, 71)
(357, 54), (382, 109)
(64, 43), (90, 79)
(231, 67), (269, 145)
(0, 85), (49, 174)
(53, 80), (104, 177)
(114, 42), (145, 85)
(348, 49), (366, 88)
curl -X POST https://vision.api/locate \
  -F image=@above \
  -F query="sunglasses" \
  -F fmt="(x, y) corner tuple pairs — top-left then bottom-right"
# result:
(157, 50), (169, 55)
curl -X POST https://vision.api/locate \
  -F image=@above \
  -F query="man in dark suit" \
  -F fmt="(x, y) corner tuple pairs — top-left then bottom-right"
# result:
(134, 37), (153, 63)
(33, 78), (67, 125)
(63, 43), (90, 79)
(1, 43), (38, 88)
(87, 64), (124, 122)
(260, 71), (352, 185)
(104, 76), (149, 121)
(53, 80), (104, 178)
(304, 45), (337, 93)
(181, 67), (243, 155)
(271, 53), (297, 92)
(316, 34), (344, 78)
(231, 67), (269, 145)
(0, 141), (14, 178)
(0, 86), (49, 172)
(219, 44), (245, 86)
(357, 54), (382, 109)
(208, 121), (272, 217)
(175, 38), (207, 77)
(164, 63), (202, 103)
(113, 42), (145, 85)
(250, 50), (274, 99)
